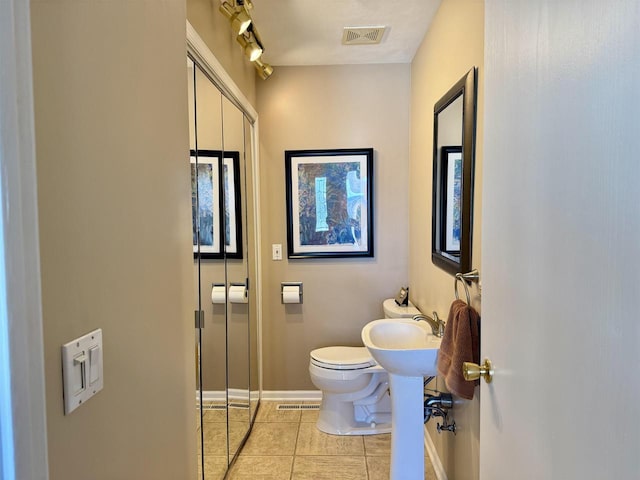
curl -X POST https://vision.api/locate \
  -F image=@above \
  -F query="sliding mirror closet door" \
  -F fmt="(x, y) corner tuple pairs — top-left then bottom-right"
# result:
(221, 95), (252, 461)
(190, 57), (229, 479)
(188, 26), (261, 473)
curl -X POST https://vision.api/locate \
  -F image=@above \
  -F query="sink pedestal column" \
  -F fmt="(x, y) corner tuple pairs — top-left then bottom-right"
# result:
(388, 373), (424, 480)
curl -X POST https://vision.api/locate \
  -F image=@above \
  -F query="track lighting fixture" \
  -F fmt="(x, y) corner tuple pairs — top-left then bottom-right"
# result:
(219, 1), (252, 35)
(254, 58), (273, 80)
(219, 0), (273, 79)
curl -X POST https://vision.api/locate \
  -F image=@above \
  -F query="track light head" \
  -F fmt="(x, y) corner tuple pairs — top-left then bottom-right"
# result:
(231, 9), (252, 35)
(219, 1), (252, 35)
(254, 58), (273, 80)
(236, 33), (263, 62)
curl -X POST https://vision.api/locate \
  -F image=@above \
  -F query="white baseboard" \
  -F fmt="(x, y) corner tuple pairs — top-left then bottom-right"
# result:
(200, 390), (314, 402)
(198, 390), (225, 402)
(260, 390), (322, 401)
(228, 388), (249, 402)
(424, 426), (448, 480)
(250, 390), (260, 402)
(198, 390), (261, 403)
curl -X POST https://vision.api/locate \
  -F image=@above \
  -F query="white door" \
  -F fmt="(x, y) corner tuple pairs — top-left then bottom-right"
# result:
(481, 1), (640, 478)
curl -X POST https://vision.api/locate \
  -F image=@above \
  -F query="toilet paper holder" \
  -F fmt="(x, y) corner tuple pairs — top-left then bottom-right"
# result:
(281, 282), (303, 304)
(229, 282), (248, 304)
(211, 283), (226, 304)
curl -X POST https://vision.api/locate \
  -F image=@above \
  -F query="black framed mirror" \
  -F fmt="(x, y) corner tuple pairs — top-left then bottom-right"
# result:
(432, 67), (477, 275)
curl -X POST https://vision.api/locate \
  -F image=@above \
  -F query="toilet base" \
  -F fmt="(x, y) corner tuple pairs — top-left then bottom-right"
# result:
(316, 391), (392, 436)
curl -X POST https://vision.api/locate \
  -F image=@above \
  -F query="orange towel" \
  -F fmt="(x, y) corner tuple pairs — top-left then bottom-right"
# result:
(437, 299), (481, 400)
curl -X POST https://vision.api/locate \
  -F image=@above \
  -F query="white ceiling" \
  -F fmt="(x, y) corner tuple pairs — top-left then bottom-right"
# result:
(249, 0), (442, 66)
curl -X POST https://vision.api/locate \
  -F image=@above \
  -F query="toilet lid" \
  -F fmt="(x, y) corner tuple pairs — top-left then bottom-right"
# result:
(310, 346), (376, 370)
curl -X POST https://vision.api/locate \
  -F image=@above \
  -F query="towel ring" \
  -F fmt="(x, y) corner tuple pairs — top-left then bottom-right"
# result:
(454, 275), (472, 305)
(454, 269), (479, 305)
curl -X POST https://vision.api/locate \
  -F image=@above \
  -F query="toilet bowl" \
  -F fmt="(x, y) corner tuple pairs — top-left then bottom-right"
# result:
(309, 299), (420, 436)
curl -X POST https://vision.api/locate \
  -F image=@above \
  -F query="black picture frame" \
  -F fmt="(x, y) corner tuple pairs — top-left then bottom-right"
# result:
(285, 148), (374, 259)
(191, 149), (243, 259)
(439, 146), (462, 255)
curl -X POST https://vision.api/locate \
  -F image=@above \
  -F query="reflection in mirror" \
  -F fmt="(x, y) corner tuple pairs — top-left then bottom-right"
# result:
(190, 149), (242, 259)
(187, 55), (208, 478)
(432, 68), (477, 275)
(192, 58), (228, 479)
(221, 94), (251, 463)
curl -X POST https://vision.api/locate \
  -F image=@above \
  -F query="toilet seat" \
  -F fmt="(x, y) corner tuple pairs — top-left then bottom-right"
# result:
(310, 346), (376, 370)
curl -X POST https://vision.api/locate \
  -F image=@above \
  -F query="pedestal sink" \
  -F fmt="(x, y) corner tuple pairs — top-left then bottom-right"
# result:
(361, 319), (441, 480)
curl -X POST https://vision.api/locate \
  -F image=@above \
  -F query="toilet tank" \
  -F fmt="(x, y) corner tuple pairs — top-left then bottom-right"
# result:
(383, 298), (420, 318)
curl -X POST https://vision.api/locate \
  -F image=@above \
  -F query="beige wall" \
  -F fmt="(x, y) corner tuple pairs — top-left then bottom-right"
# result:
(30, 1), (196, 479)
(257, 64), (411, 390)
(187, 0), (257, 107)
(409, 0), (484, 479)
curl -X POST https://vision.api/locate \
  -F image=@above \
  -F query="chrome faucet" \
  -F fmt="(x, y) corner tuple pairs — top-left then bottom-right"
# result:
(413, 312), (445, 338)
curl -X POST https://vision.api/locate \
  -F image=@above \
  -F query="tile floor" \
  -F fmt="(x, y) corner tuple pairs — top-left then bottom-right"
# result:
(205, 401), (439, 480)
(197, 402), (254, 478)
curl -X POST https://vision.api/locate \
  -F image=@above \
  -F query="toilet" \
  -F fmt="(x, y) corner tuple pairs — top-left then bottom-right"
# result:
(309, 299), (421, 435)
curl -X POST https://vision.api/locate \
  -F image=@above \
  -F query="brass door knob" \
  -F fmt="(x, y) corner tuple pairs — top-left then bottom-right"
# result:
(462, 359), (494, 384)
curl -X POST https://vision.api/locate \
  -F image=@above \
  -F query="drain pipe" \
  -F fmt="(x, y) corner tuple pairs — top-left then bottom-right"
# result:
(423, 392), (456, 434)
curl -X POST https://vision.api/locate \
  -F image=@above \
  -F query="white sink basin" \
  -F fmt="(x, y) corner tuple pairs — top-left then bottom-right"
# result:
(362, 319), (443, 479)
(361, 319), (441, 377)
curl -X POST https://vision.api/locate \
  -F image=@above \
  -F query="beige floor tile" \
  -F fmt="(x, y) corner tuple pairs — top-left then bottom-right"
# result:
(256, 401), (302, 423)
(363, 433), (391, 456)
(367, 454), (438, 480)
(228, 421), (250, 456)
(203, 407), (227, 423)
(229, 405), (251, 423)
(241, 422), (299, 456)
(201, 422), (228, 456)
(250, 399), (259, 421)
(228, 455), (293, 479)
(295, 423), (364, 456)
(292, 456), (367, 480)
(366, 455), (390, 480)
(197, 455), (228, 478)
(300, 402), (320, 423)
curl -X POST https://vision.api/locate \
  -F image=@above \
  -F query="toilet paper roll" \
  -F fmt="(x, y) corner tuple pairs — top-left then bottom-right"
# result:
(229, 285), (248, 304)
(282, 285), (301, 304)
(211, 285), (226, 304)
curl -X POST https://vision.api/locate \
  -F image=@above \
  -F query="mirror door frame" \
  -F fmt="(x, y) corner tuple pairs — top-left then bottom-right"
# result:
(431, 67), (477, 275)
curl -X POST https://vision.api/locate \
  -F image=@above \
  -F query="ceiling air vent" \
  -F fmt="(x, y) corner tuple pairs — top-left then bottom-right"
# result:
(342, 26), (386, 45)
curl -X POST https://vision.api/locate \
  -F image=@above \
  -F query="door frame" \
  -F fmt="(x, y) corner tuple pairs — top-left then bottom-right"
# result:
(0, 0), (49, 478)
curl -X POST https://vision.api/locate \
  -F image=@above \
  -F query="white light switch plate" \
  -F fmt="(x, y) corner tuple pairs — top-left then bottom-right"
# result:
(62, 328), (103, 415)
(272, 244), (282, 260)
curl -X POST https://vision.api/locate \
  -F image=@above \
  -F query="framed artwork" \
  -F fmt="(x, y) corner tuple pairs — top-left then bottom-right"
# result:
(439, 146), (462, 254)
(285, 148), (374, 259)
(190, 150), (243, 259)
